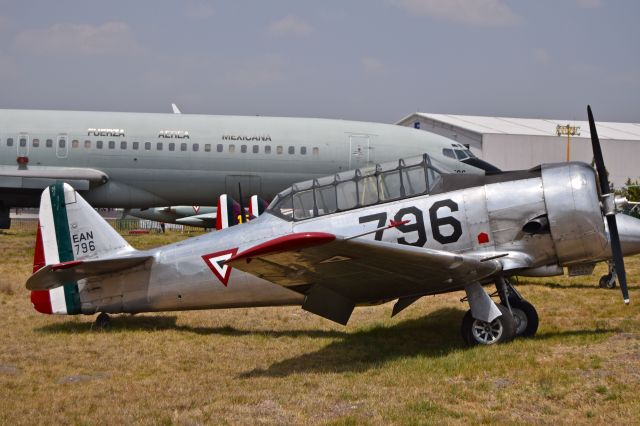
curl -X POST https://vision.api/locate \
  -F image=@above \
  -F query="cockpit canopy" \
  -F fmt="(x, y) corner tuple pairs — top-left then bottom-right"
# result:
(268, 154), (447, 221)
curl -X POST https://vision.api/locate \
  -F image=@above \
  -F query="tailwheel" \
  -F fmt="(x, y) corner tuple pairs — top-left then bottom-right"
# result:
(95, 312), (111, 329)
(508, 299), (539, 338)
(461, 304), (516, 346)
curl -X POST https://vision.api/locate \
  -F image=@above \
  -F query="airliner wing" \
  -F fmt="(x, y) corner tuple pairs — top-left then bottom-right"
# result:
(0, 165), (108, 190)
(227, 232), (501, 324)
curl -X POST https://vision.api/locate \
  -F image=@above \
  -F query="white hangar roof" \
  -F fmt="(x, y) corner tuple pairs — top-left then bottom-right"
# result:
(398, 113), (640, 141)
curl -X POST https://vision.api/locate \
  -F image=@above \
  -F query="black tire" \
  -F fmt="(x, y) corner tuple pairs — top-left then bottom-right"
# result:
(507, 299), (539, 338)
(95, 312), (111, 329)
(461, 304), (516, 346)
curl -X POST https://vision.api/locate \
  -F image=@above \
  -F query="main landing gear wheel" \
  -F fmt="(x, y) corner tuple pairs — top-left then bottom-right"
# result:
(599, 274), (617, 289)
(95, 312), (111, 329)
(461, 304), (516, 346)
(507, 299), (539, 338)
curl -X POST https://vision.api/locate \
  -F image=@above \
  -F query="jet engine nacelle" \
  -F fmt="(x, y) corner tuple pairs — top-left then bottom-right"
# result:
(541, 162), (609, 265)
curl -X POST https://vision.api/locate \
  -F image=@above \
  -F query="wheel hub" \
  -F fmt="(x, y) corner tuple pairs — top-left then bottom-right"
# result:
(471, 318), (503, 344)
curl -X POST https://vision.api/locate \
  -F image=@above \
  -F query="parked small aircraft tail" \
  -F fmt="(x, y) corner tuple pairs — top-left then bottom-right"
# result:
(249, 195), (268, 219)
(29, 182), (150, 315)
(216, 194), (242, 230)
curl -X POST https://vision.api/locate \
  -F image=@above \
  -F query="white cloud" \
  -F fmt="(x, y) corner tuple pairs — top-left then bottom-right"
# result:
(268, 15), (313, 37)
(14, 22), (142, 56)
(185, 1), (215, 20)
(576, 0), (603, 8)
(388, 0), (522, 27)
(362, 57), (385, 74)
(531, 47), (551, 65)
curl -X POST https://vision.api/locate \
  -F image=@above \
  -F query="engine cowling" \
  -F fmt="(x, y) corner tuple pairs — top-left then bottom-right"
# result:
(541, 162), (608, 266)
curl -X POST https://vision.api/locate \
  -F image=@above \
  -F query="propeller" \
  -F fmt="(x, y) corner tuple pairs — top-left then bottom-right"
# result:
(587, 105), (629, 304)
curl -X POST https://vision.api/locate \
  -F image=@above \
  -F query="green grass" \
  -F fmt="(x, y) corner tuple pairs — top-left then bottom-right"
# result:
(0, 230), (639, 425)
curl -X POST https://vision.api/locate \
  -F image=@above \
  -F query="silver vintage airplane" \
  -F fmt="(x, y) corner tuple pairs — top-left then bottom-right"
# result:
(26, 107), (637, 345)
(0, 108), (499, 228)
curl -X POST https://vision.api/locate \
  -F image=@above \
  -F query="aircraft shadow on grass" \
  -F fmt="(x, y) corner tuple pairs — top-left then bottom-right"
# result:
(37, 307), (617, 377)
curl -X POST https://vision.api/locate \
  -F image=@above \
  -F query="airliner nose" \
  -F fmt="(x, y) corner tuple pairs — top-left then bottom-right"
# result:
(615, 213), (640, 257)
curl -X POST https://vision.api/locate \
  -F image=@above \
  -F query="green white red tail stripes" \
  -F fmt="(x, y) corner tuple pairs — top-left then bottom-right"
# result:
(216, 194), (242, 230)
(30, 183), (81, 315)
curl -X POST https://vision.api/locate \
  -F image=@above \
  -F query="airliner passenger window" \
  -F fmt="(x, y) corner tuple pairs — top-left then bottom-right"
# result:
(46, 139), (53, 148)
(6, 138), (13, 147)
(59, 139), (66, 148)
(204, 144), (211, 152)
(181, 143), (187, 151)
(32, 139), (40, 148)
(72, 140), (79, 148)
(20, 138), (27, 147)
(301, 147), (307, 155)
(120, 141), (127, 149)
(265, 146), (271, 154)
(132, 142), (139, 150)
(277, 146), (283, 155)
(144, 142), (151, 150)
(253, 145), (259, 153)
(241, 145), (247, 153)
(288, 146), (295, 155)
(229, 144), (235, 153)
(84, 140), (91, 149)
(312, 147), (319, 155)
(97, 140), (103, 149)
(169, 143), (175, 151)
(193, 143), (199, 152)
(108, 141), (115, 149)
(216, 144), (223, 152)
(157, 142), (163, 151)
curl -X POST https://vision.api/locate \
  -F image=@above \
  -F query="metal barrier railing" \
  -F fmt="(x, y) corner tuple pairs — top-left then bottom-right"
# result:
(7, 218), (205, 235)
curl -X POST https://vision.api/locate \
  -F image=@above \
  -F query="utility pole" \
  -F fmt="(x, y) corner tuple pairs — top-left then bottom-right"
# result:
(556, 124), (581, 161)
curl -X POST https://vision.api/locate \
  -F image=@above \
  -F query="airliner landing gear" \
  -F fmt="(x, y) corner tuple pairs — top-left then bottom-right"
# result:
(599, 261), (617, 289)
(95, 312), (111, 329)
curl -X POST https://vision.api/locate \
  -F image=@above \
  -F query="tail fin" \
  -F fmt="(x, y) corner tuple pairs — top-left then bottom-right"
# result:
(216, 194), (242, 230)
(30, 182), (134, 315)
(249, 195), (268, 219)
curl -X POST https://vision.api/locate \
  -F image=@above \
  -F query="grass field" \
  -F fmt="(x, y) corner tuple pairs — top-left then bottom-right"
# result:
(0, 229), (639, 425)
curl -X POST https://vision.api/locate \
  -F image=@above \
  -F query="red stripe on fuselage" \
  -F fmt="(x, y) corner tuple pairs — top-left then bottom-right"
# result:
(229, 232), (336, 262)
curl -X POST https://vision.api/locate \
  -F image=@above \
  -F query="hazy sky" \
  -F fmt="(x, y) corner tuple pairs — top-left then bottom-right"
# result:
(0, 0), (638, 123)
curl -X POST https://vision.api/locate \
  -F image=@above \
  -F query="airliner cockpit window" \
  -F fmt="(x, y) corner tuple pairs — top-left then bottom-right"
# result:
(268, 154), (446, 221)
(442, 148), (455, 159)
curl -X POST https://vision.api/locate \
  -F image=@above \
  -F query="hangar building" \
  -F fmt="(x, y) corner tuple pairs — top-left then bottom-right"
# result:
(397, 113), (640, 187)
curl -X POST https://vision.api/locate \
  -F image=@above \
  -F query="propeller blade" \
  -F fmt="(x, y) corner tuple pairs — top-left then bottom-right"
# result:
(589, 105), (630, 304)
(606, 215), (630, 304)
(587, 105), (610, 194)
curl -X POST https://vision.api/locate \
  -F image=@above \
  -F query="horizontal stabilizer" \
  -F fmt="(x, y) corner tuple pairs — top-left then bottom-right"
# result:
(27, 254), (153, 290)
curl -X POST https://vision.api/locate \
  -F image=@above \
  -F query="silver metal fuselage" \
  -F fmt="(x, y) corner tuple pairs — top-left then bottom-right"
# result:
(78, 161), (640, 315)
(0, 109), (481, 208)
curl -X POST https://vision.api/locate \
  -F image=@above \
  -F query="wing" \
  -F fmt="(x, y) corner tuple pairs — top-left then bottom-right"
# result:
(227, 232), (501, 324)
(175, 212), (217, 228)
(26, 254), (153, 290)
(0, 165), (107, 190)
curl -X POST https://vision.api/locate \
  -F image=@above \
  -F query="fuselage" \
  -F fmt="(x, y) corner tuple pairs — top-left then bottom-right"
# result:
(0, 109), (491, 208)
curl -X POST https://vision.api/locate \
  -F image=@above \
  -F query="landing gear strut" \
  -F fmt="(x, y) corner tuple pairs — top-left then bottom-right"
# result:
(94, 312), (111, 329)
(460, 278), (538, 346)
(599, 261), (617, 289)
